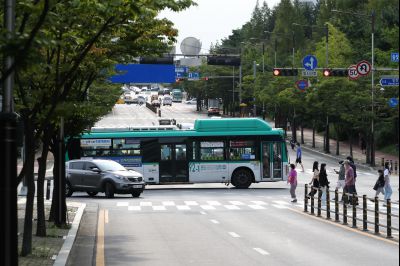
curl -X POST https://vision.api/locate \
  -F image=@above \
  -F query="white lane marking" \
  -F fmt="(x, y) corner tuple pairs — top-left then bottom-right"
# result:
(116, 202), (129, 207)
(272, 204), (289, 209)
(251, 201), (268, 205)
(176, 205), (191, 211)
(105, 210), (109, 224)
(185, 201), (199, 206)
(224, 205), (241, 210)
(273, 200), (290, 205)
(207, 201), (222, 206)
(229, 232), (240, 238)
(162, 201), (175, 206)
(128, 206), (141, 211)
(200, 211), (207, 215)
(253, 248), (270, 256)
(210, 219), (220, 224)
(249, 205), (266, 210)
(140, 202), (152, 207)
(200, 205), (216, 210)
(229, 201), (245, 206)
(153, 206), (166, 211)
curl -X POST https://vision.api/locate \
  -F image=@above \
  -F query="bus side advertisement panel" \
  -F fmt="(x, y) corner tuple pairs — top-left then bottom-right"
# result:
(188, 162), (228, 183)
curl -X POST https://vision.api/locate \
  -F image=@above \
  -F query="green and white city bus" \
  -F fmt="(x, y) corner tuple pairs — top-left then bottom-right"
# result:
(66, 118), (288, 188)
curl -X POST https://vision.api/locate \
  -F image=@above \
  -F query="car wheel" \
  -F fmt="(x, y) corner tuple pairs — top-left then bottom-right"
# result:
(87, 191), (98, 197)
(131, 191), (142, 198)
(104, 182), (115, 198)
(231, 169), (252, 189)
(65, 182), (73, 197)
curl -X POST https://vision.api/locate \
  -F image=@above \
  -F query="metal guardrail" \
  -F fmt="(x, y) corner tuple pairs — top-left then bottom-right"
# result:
(304, 184), (399, 239)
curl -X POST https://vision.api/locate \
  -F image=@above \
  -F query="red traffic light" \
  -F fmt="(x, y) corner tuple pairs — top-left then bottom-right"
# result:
(273, 69), (281, 76)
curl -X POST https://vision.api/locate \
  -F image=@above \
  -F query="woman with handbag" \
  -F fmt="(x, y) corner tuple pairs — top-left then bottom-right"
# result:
(371, 170), (385, 202)
(307, 161), (319, 199)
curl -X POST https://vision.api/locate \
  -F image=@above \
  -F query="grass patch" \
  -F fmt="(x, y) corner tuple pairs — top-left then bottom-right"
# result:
(379, 144), (399, 157)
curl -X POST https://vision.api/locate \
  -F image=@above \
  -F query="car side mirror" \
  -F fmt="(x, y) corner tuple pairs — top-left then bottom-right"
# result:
(90, 167), (101, 173)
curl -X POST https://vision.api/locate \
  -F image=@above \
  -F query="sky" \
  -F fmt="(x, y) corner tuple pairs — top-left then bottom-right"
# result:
(159, 0), (281, 55)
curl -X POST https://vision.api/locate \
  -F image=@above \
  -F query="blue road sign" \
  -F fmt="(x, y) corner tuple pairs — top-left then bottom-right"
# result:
(175, 66), (188, 73)
(380, 77), (399, 86)
(296, 80), (308, 91)
(391, 52), (399, 63)
(303, 55), (318, 70)
(389, 98), (398, 108)
(110, 64), (175, 83)
(188, 72), (200, 80)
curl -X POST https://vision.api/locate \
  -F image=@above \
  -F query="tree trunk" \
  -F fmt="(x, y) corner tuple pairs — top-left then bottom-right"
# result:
(335, 124), (340, 156)
(21, 119), (35, 256)
(291, 110), (297, 143)
(49, 134), (67, 227)
(36, 128), (51, 237)
(325, 116), (330, 154)
(349, 133), (353, 158)
(301, 124), (304, 144)
(312, 121), (315, 148)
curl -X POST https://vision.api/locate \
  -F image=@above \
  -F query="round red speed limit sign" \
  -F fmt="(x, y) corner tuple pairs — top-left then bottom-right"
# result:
(348, 65), (359, 80)
(356, 60), (371, 76)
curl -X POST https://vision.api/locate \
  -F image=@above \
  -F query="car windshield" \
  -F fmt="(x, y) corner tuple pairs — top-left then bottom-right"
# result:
(95, 160), (126, 171)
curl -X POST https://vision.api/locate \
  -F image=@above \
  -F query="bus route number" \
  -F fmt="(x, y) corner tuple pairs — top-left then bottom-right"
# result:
(189, 163), (200, 173)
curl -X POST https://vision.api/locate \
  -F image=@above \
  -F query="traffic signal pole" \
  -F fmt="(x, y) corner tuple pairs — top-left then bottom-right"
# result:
(1, 0), (18, 264)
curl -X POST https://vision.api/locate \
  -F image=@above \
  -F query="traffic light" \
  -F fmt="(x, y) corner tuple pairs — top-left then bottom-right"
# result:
(272, 68), (298, 76)
(207, 56), (241, 66)
(139, 56), (174, 65)
(322, 68), (348, 77)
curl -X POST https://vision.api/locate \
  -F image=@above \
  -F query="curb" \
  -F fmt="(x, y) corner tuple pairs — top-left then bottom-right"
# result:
(53, 203), (86, 266)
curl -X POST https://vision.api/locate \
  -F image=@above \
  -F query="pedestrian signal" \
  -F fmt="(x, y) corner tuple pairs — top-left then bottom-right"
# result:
(322, 68), (348, 77)
(272, 68), (298, 76)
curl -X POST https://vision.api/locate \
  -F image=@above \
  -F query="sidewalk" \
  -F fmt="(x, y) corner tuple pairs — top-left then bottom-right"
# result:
(17, 198), (85, 265)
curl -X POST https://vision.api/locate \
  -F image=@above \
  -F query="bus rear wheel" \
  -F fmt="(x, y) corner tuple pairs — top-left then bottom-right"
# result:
(232, 169), (252, 189)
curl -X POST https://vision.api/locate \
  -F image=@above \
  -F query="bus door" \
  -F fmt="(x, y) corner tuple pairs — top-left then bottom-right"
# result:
(159, 143), (188, 183)
(261, 142), (283, 181)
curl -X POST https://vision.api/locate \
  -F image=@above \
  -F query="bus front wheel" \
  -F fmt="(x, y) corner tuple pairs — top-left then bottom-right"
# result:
(231, 169), (252, 189)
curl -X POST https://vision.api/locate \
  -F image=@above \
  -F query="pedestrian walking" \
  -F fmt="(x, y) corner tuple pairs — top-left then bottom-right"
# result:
(343, 160), (356, 205)
(334, 161), (345, 201)
(372, 169), (385, 201)
(360, 137), (366, 154)
(346, 156), (358, 204)
(383, 162), (393, 206)
(319, 163), (329, 204)
(287, 164), (298, 203)
(290, 138), (295, 150)
(295, 143), (304, 172)
(307, 161), (319, 198)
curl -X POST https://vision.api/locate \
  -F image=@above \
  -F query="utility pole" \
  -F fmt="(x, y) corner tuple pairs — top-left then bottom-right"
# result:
(0, 0), (18, 264)
(253, 60), (257, 117)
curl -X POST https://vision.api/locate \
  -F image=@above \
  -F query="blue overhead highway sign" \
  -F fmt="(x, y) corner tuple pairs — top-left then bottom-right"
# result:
(388, 98), (398, 108)
(380, 77), (399, 86)
(391, 52), (399, 62)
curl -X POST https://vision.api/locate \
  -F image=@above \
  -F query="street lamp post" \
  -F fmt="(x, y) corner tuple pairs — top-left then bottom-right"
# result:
(332, 9), (376, 166)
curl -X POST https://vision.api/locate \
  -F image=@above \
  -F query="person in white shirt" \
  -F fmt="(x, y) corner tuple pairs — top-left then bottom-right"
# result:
(383, 162), (392, 206)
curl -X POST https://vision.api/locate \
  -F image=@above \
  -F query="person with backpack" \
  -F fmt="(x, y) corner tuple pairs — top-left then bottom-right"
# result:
(372, 169), (385, 201)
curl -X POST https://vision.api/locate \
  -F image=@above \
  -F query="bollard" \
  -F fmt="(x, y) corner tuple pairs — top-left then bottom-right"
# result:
(311, 190), (315, 215)
(335, 189), (339, 222)
(381, 157), (385, 167)
(46, 179), (51, 200)
(343, 195), (348, 225)
(387, 199), (392, 238)
(395, 161), (398, 175)
(374, 197), (379, 234)
(326, 188), (331, 220)
(304, 184), (308, 212)
(362, 195), (368, 231)
(317, 188), (322, 217)
(352, 193), (357, 228)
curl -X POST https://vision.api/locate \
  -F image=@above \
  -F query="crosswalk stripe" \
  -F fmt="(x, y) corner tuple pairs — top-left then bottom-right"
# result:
(229, 201), (245, 206)
(251, 201), (268, 205)
(249, 205), (266, 210)
(224, 205), (241, 210)
(162, 201), (175, 206)
(207, 201), (221, 206)
(184, 201), (198, 206)
(140, 202), (152, 207)
(176, 205), (191, 211)
(117, 202), (129, 207)
(200, 205), (216, 210)
(273, 200), (290, 205)
(153, 206), (166, 211)
(128, 206), (141, 211)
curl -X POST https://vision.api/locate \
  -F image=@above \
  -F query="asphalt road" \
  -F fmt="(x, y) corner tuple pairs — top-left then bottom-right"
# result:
(65, 102), (399, 266)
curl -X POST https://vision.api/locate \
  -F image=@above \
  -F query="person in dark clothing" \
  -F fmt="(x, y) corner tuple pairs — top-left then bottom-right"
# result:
(319, 163), (329, 204)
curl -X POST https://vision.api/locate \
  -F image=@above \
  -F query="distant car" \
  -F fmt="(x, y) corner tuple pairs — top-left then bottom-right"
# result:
(151, 99), (160, 107)
(185, 98), (197, 104)
(207, 107), (220, 116)
(162, 96), (172, 106)
(65, 159), (145, 198)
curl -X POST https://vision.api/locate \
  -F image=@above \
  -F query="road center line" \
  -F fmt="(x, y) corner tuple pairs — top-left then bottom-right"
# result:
(96, 209), (105, 266)
(253, 247), (270, 256)
(104, 209), (109, 224)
